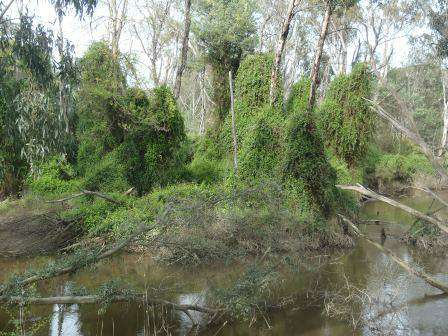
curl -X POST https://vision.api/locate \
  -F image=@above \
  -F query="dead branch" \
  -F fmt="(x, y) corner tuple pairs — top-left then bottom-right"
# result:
(338, 214), (448, 294)
(0, 0), (15, 21)
(0, 224), (153, 296)
(46, 190), (124, 205)
(337, 184), (448, 234)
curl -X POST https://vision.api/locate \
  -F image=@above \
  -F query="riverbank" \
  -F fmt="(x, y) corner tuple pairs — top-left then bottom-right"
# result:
(1, 197), (447, 335)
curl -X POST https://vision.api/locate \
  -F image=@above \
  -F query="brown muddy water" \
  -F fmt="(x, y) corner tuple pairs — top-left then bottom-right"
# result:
(1, 194), (448, 335)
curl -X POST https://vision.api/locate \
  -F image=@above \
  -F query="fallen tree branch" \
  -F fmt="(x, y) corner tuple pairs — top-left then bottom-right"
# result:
(0, 224), (153, 296)
(338, 214), (448, 294)
(337, 184), (448, 234)
(46, 190), (124, 205)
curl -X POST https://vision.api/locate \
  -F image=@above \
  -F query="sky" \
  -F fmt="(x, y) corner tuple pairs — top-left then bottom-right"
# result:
(8, 0), (414, 75)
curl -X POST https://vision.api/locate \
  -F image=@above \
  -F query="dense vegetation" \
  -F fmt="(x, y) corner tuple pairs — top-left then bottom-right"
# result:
(2, 0), (448, 334)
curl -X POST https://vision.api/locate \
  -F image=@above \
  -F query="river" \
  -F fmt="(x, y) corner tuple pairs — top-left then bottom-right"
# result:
(1, 194), (447, 335)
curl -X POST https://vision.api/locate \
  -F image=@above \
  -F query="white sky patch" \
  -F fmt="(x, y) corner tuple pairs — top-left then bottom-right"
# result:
(8, 0), (417, 78)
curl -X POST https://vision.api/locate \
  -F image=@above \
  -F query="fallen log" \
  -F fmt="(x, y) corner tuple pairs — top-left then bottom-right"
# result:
(338, 214), (448, 294)
(337, 184), (448, 235)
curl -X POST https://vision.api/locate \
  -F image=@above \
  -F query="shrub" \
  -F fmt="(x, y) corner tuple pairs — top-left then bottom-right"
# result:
(285, 78), (310, 115)
(187, 156), (224, 184)
(83, 151), (130, 193)
(27, 155), (82, 196)
(283, 110), (339, 218)
(234, 53), (281, 109)
(238, 105), (284, 181)
(118, 86), (189, 194)
(76, 43), (189, 195)
(375, 152), (435, 184)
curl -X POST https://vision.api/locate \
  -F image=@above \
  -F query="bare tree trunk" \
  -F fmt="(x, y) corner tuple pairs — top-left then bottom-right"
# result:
(269, 0), (296, 105)
(0, 0), (14, 21)
(439, 68), (448, 156)
(56, 8), (70, 134)
(229, 71), (238, 175)
(174, 0), (191, 99)
(308, 3), (332, 112)
(339, 32), (347, 75)
(200, 71), (206, 135)
(258, 12), (273, 52)
(108, 0), (128, 61)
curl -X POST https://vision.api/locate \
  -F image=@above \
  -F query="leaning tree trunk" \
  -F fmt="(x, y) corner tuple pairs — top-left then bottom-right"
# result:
(174, 0), (192, 99)
(308, 2), (332, 112)
(370, 98), (448, 184)
(269, 0), (296, 106)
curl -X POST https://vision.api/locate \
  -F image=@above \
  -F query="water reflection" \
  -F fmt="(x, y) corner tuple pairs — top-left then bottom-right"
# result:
(177, 292), (206, 334)
(1, 195), (448, 335)
(50, 304), (82, 336)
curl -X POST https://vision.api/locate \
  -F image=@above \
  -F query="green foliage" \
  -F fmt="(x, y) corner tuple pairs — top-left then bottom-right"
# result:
(0, 82), (27, 196)
(76, 43), (189, 195)
(220, 54), (280, 158)
(76, 41), (125, 174)
(0, 16), (72, 196)
(385, 64), (443, 148)
(318, 63), (374, 166)
(286, 78), (310, 115)
(238, 105), (284, 181)
(328, 151), (363, 186)
(234, 53), (281, 108)
(283, 109), (339, 219)
(62, 194), (127, 234)
(83, 151), (130, 193)
(187, 156), (224, 184)
(374, 152), (435, 184)
(27, 155), (82, 196)
(117, 86), (189, 194)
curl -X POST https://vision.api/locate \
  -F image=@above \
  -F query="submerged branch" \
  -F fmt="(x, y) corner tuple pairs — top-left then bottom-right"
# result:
(0, 294), (219, 315)
(338, 214), (448, 294)
(337, 184), (448, 234)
